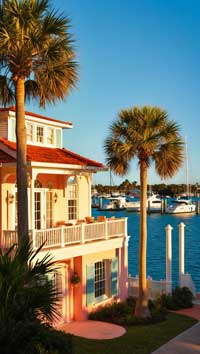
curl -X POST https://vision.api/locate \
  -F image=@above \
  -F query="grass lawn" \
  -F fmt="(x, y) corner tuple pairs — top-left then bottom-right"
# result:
(73, 314), (197, 354)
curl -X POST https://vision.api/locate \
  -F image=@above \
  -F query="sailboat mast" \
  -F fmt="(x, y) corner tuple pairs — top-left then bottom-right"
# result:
(185, 137), (189, 197)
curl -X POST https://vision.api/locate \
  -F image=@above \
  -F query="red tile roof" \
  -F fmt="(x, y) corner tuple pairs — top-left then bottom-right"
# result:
(0, 106), (72, 127)
(0, 138), (105, 168)
(0, 150), (15, 163)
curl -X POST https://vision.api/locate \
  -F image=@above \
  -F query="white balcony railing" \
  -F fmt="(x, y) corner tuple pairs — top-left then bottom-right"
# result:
(128, 275), (172, 298)
(2, 218), (127, 250)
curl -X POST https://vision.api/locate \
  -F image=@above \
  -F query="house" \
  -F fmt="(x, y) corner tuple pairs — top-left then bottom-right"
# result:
(0, 106), (129, 322)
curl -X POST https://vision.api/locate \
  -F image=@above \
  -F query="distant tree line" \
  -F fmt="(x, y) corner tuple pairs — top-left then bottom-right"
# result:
(93, 179), (200, 197)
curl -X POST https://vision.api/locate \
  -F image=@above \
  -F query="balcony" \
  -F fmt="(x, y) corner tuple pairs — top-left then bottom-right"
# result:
(2, 217), (128, 251)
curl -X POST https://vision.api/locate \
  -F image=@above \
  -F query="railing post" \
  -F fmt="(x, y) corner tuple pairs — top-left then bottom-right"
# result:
(61, 226), (65, 248)
(32, 229), (36, 249)
(81, 222), (85, 244)
(165, 224), (173, 294)
(179, 222), (185, 287)
(105, 219), (108, 240)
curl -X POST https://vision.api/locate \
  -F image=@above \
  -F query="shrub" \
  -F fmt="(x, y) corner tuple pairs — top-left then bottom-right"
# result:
(0, 320), (74, 354)
(160, 287), (194, 310)
(171, 287), (194, 309)
(89, 296), (167, 326)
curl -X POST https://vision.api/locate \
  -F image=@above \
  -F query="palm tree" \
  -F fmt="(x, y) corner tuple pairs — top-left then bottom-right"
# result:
(0, 240), (60, 352)
(104, 106), (184, 318)
(0, 0), (78, 244)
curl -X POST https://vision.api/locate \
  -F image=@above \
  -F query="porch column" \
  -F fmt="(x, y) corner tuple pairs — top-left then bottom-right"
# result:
(30, 171), (37, 239)
(179, 222), (185, 287)
(165, 224), (172, 294)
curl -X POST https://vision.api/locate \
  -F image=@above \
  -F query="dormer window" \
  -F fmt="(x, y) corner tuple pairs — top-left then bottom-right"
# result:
(47, 127), (54, 145)
(26, 123), (33, 142)
(36, 125), (44, 143)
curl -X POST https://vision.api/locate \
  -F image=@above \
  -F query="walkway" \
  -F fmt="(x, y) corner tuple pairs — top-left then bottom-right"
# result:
(57, 320), (126, 339)
(151, 322), (200, 354)
(151, 302), (200, 353)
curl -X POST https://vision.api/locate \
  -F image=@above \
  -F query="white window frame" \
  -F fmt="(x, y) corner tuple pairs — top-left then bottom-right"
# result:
(36, 125), (44, 144)
(26, 122), (34, 143)
(46, 127), (54, 145)
(34, 188), (54, 230)
(94, 260), (107, 301)
(67, 177), (78, 221)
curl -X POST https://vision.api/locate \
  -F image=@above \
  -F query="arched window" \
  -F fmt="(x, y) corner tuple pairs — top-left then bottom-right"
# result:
(67, 176), (77, 221)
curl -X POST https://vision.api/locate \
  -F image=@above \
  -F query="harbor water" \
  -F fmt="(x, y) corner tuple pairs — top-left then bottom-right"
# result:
(92, 204), (200, 292)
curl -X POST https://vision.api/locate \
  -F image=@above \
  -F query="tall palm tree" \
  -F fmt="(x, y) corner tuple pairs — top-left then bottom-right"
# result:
(104, 106), (184, 318)
(0, 0), (78, 244)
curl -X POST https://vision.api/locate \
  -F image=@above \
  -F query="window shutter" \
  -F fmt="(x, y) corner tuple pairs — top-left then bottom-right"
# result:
(111, 257), (118, 296)
(56, 129), (61, 148)
(11, 119), (16, 141)
(86, 263), (95, 306)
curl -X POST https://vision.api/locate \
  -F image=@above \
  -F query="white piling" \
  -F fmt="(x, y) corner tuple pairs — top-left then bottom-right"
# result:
(165, 224), (173, 294)
(179, 222), (185, 287)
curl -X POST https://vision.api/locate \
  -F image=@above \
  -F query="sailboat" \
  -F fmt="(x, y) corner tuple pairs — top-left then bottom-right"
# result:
(166, 138), (196, 214)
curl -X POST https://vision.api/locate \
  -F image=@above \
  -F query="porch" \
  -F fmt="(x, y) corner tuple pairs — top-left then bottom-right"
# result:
(2, 217), (128, 250)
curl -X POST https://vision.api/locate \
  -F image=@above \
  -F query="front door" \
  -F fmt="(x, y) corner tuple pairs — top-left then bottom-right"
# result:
(34, 190), (53, 230)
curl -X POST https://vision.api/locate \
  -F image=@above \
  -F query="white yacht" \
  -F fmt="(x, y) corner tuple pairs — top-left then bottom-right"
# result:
(166, 197), (196, 214)
(125, 193), (162, 212)
(101, 196), (126, 211)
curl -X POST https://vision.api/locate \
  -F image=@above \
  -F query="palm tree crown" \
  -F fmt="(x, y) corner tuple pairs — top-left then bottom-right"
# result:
(105, 106), (183, 178)
(0, 0), (77, 106)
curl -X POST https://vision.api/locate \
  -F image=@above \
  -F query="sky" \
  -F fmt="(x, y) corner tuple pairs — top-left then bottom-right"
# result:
(28, 0), (200, 186)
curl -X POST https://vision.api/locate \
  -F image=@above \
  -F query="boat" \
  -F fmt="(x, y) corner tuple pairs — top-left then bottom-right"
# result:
(166, 197), (196, 214)
(166, 138), (196, 214)
(99, 196), (126, 211)
(125, 192), (162, 212)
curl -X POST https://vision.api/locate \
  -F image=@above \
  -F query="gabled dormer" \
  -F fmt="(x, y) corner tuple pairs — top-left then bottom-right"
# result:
(0, 106), (73, 148)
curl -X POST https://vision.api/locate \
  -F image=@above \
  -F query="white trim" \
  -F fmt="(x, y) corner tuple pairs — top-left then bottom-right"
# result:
(8, 110), (72, 129)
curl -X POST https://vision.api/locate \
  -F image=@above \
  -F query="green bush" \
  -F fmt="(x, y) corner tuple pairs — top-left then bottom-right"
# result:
(160, 287), (194, 310)
(0, 319), (74, 354)
(89, 297), (167, 326)
(172, 287), (194, 309)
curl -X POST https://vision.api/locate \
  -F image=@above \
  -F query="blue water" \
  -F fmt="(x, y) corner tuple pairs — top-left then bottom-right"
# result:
(92, 205), (200, 291)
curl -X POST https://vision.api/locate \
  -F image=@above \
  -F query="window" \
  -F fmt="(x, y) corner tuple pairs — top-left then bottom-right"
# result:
(26, 123), (33, 142)
(47, 127), (54, 145)
(94, 261), (106, 298)
(36, 125), (44, 143)
(34, 192), (41, 229)
(67, 176), (77, 220)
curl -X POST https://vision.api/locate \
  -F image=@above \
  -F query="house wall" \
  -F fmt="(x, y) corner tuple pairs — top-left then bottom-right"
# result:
(1, 183), (14, 230)
(72, 246), (128, 321)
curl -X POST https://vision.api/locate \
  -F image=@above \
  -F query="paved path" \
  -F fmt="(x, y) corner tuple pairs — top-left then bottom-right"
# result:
(151, 322), (200, 354)
(151, 302), (200, 354)
(57, 320), (126, 339)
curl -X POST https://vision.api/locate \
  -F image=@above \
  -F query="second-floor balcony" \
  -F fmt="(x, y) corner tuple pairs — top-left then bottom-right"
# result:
(2, 217), (128, 254)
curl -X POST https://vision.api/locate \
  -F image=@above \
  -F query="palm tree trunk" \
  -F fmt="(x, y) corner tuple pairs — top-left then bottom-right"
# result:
(15, 78), (29, 244)
(135, 160), (151, 318)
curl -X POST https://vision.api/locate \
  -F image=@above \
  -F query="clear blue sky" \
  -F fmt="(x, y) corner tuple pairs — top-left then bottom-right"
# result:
(28, 0), (200, 186)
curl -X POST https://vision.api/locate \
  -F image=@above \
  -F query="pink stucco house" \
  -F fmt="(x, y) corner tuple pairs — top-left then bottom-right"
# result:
(0, 106), (129, 323)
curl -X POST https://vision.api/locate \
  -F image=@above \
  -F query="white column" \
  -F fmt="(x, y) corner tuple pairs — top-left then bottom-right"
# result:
(165, 224), (173, 294)
(179, 222), (185, 287)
